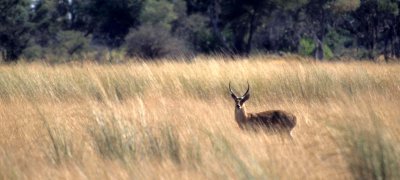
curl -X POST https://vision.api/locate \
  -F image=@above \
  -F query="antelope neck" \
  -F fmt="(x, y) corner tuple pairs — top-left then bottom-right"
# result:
(235, 105), (247, 124)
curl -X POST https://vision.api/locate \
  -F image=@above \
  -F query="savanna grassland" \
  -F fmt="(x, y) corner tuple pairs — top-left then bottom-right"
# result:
(0, 56), (399, 180)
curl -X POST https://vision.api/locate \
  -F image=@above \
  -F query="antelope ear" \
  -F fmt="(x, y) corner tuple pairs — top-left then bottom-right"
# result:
(230, 93), (237, 99)
(242, 93), (250, 102)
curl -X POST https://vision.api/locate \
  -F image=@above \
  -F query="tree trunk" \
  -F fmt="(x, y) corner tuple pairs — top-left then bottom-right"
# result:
(1, 50), (5, 62)
(233, 25), (247, 55)
(209, 0), (230, 53)
(391, 17), (398, 59)
(392, 29), (398, 58)
(4, 49), (18, 62)
(384, 31), (389, 61)
(313, 8), (325, 61)
(372, 23), (378, 58)
(314, 38), (324, 60)
(313, 29), (324, 61)
(245, 12), (257, 56)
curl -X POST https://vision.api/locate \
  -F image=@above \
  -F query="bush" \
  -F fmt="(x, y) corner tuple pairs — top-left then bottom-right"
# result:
(299, 38), (315, 57)
(173, 14), (214, 53)
(299, 37), (334, 59)
(22, 31), (90, 62)
(51, 31), (90, 57)
(22, 44), (44, 60)
(124, 25), (191, 59)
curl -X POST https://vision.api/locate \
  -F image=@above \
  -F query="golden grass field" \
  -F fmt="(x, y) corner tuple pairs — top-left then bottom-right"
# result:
(0, 56), (399, 179)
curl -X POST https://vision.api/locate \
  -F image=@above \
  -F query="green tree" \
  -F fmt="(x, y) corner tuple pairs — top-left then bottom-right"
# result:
(222, 0), (276, 55)
(347, 0), (399, 59)
(186, 0), (280, 55)
(171, 0), (212, 53)
(252, 0), (308, 53)
(30, 0), (62, 47)
(0, 0), (32, 62)
(185, 0), (230, 53)
(301, 0), (360, 60)
(27, 0), (90, 60)
(140, 0), (177, 30)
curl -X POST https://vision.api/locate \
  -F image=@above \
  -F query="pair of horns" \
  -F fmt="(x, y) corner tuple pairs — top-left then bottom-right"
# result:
(229, 82), (250, 97)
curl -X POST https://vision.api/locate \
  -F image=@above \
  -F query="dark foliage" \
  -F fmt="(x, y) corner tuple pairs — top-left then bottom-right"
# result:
(1, 0), (400, 61)
(0, 0), (32, 62)
(84, 0), (144, 47)
(125, 25), (190, 59)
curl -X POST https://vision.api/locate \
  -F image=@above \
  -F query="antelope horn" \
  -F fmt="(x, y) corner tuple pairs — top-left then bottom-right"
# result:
(229, 82), (236, 96)
(243, 81), (250, 97)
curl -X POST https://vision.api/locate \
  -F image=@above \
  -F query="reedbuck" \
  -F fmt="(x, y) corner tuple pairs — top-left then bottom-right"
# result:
(229, 82), (296, 137)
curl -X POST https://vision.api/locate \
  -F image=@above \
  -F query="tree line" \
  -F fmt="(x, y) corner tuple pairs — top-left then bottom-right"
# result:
(1, 0), (399, 62)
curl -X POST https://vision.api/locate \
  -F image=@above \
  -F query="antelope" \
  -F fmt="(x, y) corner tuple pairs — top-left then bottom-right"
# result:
(229, 82), (296, 137)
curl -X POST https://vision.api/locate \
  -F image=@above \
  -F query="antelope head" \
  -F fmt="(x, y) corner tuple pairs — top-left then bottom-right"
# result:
(229, 82), (250, 109)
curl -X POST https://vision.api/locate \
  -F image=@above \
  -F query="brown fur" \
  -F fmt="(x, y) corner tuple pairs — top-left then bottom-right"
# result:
(245, 110), (297, 131)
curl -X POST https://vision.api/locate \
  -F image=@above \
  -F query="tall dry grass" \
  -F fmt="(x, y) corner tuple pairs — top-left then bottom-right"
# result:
(0, 56), (399, 179)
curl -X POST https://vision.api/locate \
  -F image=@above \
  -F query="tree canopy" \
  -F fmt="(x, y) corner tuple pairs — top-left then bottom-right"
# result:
(1, 0), (400, 62)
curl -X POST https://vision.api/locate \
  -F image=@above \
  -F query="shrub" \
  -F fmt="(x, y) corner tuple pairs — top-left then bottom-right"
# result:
(299, 37), (334, 59)
(173, 14), (214, 53)
(299, 38), (315, 57)
(51, 30), (89, 57)
(124, 25), (191, 59)
(22, 30), (90, 62)
(21, 44), (44, 60)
